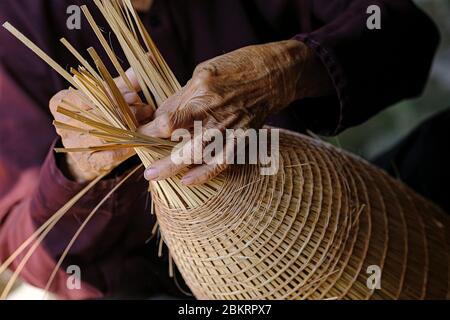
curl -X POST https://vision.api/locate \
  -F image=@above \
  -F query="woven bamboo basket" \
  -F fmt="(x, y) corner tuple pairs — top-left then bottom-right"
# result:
(152, 129), (450, 300)
(2, 0), (449, 300)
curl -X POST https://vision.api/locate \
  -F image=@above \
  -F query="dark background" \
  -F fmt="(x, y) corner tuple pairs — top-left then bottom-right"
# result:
(330, 0), (450, 159)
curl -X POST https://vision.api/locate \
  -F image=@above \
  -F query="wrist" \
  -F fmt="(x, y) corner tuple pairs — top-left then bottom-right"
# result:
(265, 40), (307, 112)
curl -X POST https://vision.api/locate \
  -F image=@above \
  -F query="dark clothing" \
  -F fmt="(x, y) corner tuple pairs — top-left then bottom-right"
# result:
(374, 108), (450, 215)
(0, 0), (439, 298)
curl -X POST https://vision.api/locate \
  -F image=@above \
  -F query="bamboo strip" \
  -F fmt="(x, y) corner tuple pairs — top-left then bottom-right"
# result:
(2, 1), (449, 301)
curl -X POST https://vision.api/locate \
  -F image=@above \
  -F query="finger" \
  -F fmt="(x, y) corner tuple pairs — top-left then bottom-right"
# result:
(114, 66), (141, 92)
(49, 89), (71, 115)
(180, 130), (237, 185)
(114, 67), (142, 104)
(144, 155), (189, 181)
(181, 162), (229, 186)
(114, 52), (157, 96)
(137, 88), (186, 138)
(123, 91), (140, 105)
(138, 100), (205, 138)
(138, 112), (176, 138)
(50, 90), (95, 127)
(66, 87), (93, 109)
(50, 89), (92, 113)
(88, 148), (134, 172)
(129, 103), (154, 124)
(144, 132), (204, 180)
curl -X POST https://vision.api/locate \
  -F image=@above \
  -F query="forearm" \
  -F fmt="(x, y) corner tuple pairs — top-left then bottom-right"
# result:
(293, 0), (440, 134)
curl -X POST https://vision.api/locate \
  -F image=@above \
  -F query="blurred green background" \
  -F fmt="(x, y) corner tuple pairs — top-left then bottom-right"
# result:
(329, 0), (450, 159)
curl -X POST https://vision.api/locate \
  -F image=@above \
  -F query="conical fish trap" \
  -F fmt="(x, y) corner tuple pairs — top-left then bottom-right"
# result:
(152, 129), (450, 300)
(3, 0), (448, 300)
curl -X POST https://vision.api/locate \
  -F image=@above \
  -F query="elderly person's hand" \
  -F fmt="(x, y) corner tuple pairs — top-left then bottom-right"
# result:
(139, 40), (333, 185)
(49, 71), (153, 183)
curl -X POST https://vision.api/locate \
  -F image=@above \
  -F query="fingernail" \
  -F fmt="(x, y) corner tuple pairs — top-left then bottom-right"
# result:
(144, 167), (159, 181)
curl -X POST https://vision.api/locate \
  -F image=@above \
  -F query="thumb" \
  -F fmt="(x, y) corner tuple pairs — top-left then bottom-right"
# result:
(138, 112), (177, 139)
(138, 103), (201, 139)
(129, 103), (155, 124)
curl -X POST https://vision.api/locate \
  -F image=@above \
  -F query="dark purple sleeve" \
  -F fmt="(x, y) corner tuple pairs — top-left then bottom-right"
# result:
(0, 0), (155, 298)
(0, 62), (155, 298)
(292, 0), (440, 135)
(0, 63), (109, 298)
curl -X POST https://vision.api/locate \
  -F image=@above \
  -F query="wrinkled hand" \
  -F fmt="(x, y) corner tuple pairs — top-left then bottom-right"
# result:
(139, 40), (332, 185)
(49, 70), (153, 183)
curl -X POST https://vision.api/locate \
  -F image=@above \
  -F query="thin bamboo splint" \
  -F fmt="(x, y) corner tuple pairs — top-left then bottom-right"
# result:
(155, 130), (450, 299)
(2, 0), (449, 300)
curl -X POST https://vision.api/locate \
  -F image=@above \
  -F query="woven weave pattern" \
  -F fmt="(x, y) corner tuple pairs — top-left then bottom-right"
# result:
(153, 130), (450, 300)
(4, 0), (447, 300)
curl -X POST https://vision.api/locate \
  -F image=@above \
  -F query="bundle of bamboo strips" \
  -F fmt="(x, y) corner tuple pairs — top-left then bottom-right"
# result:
(156, 131), (450, 299)
(1, 0), (449, 300)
